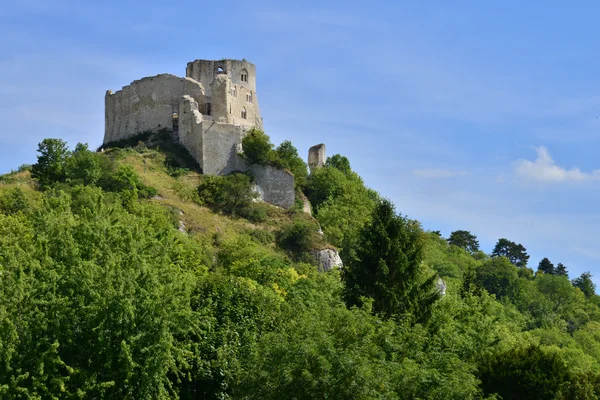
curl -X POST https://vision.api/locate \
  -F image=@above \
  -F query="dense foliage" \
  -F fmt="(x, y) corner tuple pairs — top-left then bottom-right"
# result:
(2, 138), (600, 399)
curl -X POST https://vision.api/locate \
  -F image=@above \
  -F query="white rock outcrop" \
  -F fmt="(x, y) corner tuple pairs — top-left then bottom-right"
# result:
(311, 248), (343, 272)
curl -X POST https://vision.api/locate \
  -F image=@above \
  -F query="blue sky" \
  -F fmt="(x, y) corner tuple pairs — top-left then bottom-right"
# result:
(2, 0), (600, 284)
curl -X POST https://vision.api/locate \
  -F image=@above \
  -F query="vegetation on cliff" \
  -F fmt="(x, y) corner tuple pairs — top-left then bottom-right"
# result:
(1, 137), (600, 399)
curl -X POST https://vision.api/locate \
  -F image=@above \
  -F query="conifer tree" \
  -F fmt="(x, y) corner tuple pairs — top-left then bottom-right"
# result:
(343, 198), (438, 323)
(538, 257), (555, 275)
(556, 263), (568, 277)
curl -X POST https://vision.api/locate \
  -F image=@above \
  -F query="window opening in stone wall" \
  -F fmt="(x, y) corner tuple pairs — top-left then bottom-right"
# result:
(172, 113), (179, 134)
(241, 107), (247, 119)
(217, 66), (225, 74)
(231, 86), (237, 97)
(241, 69), (248, 82)
(206, 103), (211, 116)
(246, 92), (253, 103)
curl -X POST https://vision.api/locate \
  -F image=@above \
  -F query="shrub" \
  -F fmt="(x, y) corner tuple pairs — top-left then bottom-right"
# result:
(0, 187), (29, 215)
(198, 172), (259, 218)
(247, 228), (276, 245)
(277, 219), (323, 255)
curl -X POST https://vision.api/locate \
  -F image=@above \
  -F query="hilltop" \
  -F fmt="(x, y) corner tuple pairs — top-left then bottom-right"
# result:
(2, 134), (600, 399)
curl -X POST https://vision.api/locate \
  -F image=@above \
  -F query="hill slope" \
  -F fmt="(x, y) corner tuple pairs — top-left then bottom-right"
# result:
(2, 137), (600, 399)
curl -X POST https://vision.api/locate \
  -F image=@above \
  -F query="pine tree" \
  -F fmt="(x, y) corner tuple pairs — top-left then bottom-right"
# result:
(537, 257), (555, 275)
(555, 263), (568, 277)
(343, 198), (439, 323)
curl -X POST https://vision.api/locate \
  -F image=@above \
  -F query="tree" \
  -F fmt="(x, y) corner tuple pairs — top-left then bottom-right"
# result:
(30, 138), (71, 188)
(65, 143), (101, 186)
(241, 129), (274, 165)
(274, 140), (308, 188)
(537, 257), (555, 275)
(556, 263), (568, 277)
(573, 272), (596, 298)
(343, 198), (438, 322)
(448, 230), (480, 253)
(479, 345), (571, 400)
(326, 154), (352, 175)
(491, 238), (530, 268)
(474, 257), (519, 300)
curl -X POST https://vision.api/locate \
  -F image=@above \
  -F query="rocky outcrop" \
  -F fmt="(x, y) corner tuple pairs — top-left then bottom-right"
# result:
(311, 248), (343, 272)
(436, 277), (447, 296)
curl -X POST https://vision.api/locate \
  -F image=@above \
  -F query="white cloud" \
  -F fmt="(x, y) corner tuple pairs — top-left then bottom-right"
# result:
(515, 146), (600, 183)
(412, 168), (466, 179)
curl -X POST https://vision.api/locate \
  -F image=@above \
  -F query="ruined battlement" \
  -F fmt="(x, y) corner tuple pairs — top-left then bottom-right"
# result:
(103, 58), (295, 207)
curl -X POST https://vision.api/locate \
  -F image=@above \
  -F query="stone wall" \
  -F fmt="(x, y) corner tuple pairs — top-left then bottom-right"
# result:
(178, 96), (204, 165)
(248, 164), (295, 209)
(201, 122), (248, 175)
(104, 74), (204, 144)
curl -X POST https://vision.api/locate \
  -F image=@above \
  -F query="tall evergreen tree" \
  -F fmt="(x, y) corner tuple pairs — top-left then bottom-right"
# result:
(573, 272), (596, 298)
(537, 257), (555, 275)
(342, 198), (439, 323)
(555, 263), (568, 277)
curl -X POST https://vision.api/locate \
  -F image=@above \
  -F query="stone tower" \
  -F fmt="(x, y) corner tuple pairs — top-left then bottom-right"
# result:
(186, 59), (262, 130)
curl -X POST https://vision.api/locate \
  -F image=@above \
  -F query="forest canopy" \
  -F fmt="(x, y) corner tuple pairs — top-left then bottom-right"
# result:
(1, 137), (600, 399)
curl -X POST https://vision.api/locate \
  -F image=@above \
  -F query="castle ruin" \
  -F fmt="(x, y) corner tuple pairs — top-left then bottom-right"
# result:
(104, 59), (295, 208)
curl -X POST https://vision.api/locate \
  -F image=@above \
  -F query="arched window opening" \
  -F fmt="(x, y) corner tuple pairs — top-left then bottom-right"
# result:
(240, 69), (248, 82)
(217, 66), (225, 74)
(246, 92), (253, 103)
(241, 107), (247, 119)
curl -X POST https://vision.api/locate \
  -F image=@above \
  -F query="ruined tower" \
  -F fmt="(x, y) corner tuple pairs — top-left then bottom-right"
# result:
(186, 59), (262, 130)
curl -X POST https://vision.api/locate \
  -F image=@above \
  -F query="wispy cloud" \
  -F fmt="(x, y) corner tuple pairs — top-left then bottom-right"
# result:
(515, 146), (600, 183)
(412, 168), (466, 179)
(571, 246), (600, 261)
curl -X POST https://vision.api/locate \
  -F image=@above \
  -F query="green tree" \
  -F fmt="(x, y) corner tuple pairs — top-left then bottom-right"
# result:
(479, 345), (572, 400)
(537, 257), (555, 275)
(343, 198), (438, 322)
(574, 272), (597, 298)
(65, 143), (102, 186)
(326, 154), (352, 175)
(241, 129), (273, 165)
(474, 256), (519, 300)
(491, 238), (530, 268)
(0, 187), (29, 215)
(274, 140), (308, 188)
(556, 262), (569, 277)
(30, 138), (71, 188)
(448, 230), (480, 253)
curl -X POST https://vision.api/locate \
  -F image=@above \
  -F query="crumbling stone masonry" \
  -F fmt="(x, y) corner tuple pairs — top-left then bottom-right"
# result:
(104, 59), (295, 208)
(308, 144), (326, 173)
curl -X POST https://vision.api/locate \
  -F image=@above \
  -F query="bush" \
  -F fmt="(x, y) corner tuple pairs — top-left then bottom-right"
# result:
(198, 172), (260, 219)
(247, 228), (276, 245)
(277, 219), (323, 255)
(0, 187), (29, 215)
